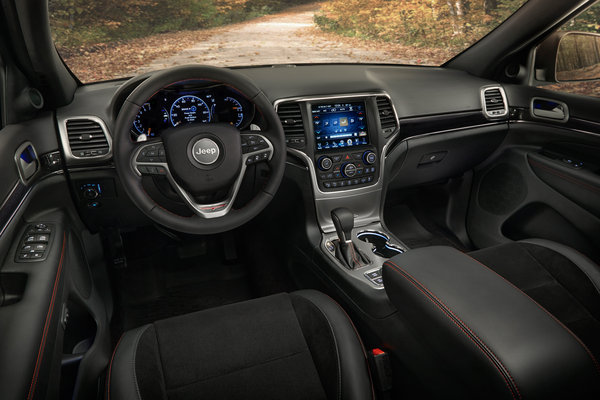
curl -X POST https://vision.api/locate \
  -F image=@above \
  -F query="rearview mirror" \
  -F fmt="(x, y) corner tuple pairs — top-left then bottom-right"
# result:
(536, 31), (600, 82)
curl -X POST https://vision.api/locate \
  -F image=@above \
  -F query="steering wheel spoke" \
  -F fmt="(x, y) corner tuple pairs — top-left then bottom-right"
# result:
(130, 134), (274, 219)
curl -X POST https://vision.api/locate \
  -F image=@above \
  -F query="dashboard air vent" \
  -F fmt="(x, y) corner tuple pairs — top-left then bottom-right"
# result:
(376, 96), (398, 136)
(65, 118), (111, 158)
(276, 102), (306, 149)
(482, 87), (508, 118)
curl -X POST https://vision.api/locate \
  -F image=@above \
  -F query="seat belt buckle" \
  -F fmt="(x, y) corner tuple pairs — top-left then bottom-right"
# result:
(368, 348), (393, 393)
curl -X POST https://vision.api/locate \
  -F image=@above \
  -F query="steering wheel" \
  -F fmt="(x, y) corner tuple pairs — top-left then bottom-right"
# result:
(113, 65), (286, 234)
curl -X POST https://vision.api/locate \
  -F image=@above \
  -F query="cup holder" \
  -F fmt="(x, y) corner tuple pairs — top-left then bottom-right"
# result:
(357, 231), (403, 258)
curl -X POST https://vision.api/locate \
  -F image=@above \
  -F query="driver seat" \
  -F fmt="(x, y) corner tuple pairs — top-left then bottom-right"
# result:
(106, 290), (374, 400)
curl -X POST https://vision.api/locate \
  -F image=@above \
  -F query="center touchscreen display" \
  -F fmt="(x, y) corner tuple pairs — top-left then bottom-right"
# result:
(311, 102), (368, 150)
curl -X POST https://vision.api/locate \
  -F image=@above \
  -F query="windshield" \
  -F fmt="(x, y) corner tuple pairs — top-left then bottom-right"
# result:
(49, 0), (528, 83)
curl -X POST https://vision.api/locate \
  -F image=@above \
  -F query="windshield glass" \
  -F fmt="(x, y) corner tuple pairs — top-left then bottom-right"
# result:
(49, 0), (528, 83)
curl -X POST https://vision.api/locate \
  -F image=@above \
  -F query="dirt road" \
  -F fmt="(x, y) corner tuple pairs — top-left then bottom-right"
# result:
(135, 5), (440, 74)
(65, 4), (450, 82)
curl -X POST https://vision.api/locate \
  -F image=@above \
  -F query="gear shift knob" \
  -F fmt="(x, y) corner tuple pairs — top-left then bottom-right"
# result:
(331, 208), (354, 243)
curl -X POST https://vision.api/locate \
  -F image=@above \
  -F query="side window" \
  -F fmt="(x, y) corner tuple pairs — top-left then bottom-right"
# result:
(538, 2), (600, 98)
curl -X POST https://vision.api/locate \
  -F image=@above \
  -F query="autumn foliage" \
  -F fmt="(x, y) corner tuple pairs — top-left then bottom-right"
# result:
(314, 0), (527, 50)
(49, 0), (312, 53)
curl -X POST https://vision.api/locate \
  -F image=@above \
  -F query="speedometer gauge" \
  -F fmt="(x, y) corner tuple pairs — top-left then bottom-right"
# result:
(223, 97), (244, 127)
(170, 95), (211, 127)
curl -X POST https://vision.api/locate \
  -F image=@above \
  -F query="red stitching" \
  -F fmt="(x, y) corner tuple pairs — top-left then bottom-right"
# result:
(106, 334), (124, 400)
(27, 232), (67, 400)
(466, 252), (600, 376)
(529, 158), (600, 195)
(384, 261), (521, 400)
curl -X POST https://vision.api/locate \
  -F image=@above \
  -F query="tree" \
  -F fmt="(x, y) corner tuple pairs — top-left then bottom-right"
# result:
(484, 0), (497, 15)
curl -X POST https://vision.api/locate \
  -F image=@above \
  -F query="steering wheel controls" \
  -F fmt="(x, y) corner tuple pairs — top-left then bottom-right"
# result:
(315, 148), (379, 191)
(136, 143), (167, 163)
(241, 134), (272, 165)
(241, 135), (269, 154)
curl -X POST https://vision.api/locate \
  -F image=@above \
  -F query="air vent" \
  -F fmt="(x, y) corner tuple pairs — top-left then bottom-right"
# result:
(482, 87), (508, 118)
(65, 118), (111, 158)
(376, 96), (398, 136)
(276, 102), (306, 149)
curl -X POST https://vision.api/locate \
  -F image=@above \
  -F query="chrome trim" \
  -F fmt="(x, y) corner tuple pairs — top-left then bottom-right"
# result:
(510, 120), (600, 138)
(0, 171), (67, 239)
(131, 134), (274, 219)
(529, 97), (569, 123)
(58, 115), (113, 164)
(399, 121), (507, 143)
(320, 222), (406, 290)
(0, 186), (31, 239)
(481, 85), (509, 119)
(14, 141), (38, 185)
(0, 181), (21, 211)
(273, 92), (400, 198)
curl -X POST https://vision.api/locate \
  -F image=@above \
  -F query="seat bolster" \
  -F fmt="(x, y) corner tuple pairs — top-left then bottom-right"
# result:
(520, 238), (600, 295)
(106, 325), (151, 400)
(293, 290), (374, 400)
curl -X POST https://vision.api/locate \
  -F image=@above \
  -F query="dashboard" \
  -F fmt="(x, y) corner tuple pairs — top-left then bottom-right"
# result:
(56, 64), (510, 232)
(129, 81), (255, 141)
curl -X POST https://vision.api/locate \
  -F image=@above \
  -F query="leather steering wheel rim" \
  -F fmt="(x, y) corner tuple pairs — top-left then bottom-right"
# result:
(113, 65), (286, 234)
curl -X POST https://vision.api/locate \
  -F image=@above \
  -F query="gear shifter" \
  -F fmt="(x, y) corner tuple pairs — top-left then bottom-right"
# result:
(331, 208), (369, 269)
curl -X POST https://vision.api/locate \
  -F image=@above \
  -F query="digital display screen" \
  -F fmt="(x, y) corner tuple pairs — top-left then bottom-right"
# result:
(312, 102), (368, 150)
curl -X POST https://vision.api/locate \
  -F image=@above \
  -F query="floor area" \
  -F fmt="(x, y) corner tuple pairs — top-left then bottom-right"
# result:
(110, 228), (257, 333)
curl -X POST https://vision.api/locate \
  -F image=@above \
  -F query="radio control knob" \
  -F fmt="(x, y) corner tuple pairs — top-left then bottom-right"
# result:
(363, 151), (377, 165)
(318, 156), (333, 171)
(342, 163), (357, 178)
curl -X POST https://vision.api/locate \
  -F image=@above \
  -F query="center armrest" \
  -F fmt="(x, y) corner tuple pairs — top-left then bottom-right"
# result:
(383, 246), (600, 399)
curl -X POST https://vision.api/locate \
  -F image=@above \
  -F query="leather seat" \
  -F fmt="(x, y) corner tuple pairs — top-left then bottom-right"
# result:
(469, 239), (600, 361)
(106, 290), (373, 400)
(383, 239), (600, 399)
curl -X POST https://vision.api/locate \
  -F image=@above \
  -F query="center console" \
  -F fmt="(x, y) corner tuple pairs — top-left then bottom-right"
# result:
(311, 101), (380, 191)
(275, 92), (403, 292)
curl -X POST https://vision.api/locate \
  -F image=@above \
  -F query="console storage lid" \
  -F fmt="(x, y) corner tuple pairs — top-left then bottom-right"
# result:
(383, 246), (600, 399)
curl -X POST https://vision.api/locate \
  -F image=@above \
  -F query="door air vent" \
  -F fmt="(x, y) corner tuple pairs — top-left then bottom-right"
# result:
(376, 96), (398, 137)
(276, 102), (306, 149)
(481, 87), (508, 118)
(65, 117), (111, 158)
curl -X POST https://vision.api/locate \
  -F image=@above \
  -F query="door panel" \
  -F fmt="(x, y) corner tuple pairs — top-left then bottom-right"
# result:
(0, 114), (111, 400)
(467, 87), (600, 264)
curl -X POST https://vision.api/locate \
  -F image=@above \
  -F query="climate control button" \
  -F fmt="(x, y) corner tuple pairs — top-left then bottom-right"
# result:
(318, 156), (333, 171)
(342, 163), (357, 178)
(363, 151), (377, 165)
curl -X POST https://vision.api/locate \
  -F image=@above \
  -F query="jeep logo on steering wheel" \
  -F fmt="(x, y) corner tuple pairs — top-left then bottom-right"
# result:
(191, 138), (220, 165)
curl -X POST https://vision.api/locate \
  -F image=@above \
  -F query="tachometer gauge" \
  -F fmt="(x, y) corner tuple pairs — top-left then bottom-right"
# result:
(170, 95), (211, 127)
(133, 103), (154, 137)
(223, 96), (244, 127)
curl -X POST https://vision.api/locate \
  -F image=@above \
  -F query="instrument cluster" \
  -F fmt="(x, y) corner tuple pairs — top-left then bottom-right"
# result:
(130, 81), (255, 141)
